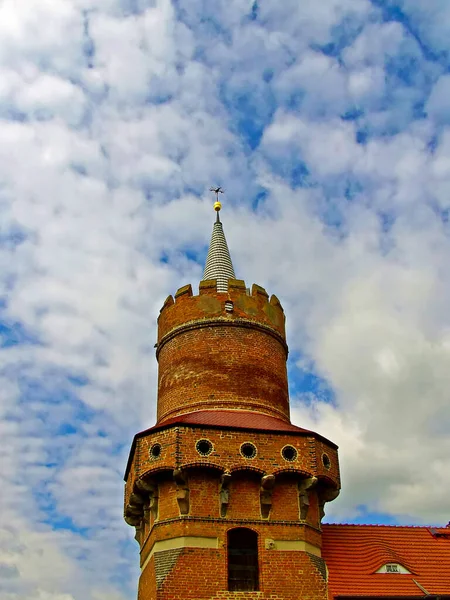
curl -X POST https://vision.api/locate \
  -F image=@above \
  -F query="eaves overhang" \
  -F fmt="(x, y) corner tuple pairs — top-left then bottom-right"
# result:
(124, 410), (338, 481)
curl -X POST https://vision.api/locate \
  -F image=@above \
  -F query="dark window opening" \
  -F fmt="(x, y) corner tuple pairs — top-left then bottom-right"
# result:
(150, 443), (161, 459)
(240, 442), (257, 459)
(282, 445), (298, 462)
(228, 528), (259, 591)
(196, 438), (213, 456)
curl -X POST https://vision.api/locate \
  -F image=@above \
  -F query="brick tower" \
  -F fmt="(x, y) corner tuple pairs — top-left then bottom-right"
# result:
(124, 198), (341, 600)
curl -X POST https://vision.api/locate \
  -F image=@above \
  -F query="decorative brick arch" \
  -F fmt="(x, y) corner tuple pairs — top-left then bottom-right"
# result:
(273, 466), (314, 477)
(229, 465), (266, 475)
(180, 461), (226, 473)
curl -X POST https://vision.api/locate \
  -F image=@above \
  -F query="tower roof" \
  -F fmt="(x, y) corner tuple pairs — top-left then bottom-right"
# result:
(202, 211), (236, 293)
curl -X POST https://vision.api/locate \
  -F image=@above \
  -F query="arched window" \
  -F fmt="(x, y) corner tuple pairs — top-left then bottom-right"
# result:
(227, 527), (259, 591)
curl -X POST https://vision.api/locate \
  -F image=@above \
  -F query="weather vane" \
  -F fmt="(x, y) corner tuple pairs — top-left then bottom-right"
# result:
(209, 186), (224, 213)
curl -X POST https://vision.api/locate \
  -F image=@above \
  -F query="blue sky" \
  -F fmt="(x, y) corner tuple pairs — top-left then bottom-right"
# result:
(1, 1), (450, 598)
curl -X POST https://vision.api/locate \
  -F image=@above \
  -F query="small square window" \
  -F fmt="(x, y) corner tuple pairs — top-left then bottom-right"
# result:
(386, 564), (399, 573)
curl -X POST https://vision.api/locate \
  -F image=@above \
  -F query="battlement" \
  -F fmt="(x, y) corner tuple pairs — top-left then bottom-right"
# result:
(157, 279), (286, 344)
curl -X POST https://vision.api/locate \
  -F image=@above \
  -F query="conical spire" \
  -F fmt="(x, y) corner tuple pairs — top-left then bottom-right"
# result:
(202, 195), (236, 293)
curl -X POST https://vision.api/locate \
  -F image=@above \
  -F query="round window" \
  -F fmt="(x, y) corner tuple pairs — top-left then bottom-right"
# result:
(322, 453), (331, 470)
(240, 442), (257, 459)
(281, 445), (298, 462)
(196, 439), (213, 456)
(149, 443), (161, 460)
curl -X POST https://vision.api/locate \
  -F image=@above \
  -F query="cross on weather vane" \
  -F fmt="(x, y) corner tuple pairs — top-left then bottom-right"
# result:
(209, 186), (224, 219)
(209, 186), (224, 201)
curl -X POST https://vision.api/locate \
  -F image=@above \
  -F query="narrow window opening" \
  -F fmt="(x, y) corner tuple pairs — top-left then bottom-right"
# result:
(228, 527), (259, 591)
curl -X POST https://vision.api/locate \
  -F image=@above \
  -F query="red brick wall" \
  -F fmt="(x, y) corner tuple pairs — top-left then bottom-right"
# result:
(156, 547), (226, 598)
(314, 438), (340, 484)
(226, 470), (262, 520)
(138, 554), (156, 600)
(156, 281), (289, 423)
(138, 522), (329, 600)
(125, 426), (340, 521)
(143, 516), (323, 550)
(157, 324), (289, 422)
(188, 469), (221, 519)
(155, 475), (179, 522)
(270, 472), (302, 522)
(130, 427), (340, 493)
(135, 468), (331, 599)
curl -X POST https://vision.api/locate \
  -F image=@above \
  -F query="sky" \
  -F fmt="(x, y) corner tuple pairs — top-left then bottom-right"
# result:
(0, 0), (450, 598)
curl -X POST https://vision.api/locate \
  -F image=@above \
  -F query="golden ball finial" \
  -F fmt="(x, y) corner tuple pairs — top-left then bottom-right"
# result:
(210, 186), (224, 213)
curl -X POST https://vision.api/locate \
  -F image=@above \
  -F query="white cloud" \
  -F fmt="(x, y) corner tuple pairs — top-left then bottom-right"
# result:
(347, 66), (386, 105)
(0, 1), (450, 598)
(398, 0), (450, 56)
(274, 51), (349, 117)
(342, 21), (405, 68)
(259, 0), (372, 46)
(261, 114), (360, 176)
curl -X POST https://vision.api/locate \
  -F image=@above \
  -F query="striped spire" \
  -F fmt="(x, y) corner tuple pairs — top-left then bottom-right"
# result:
(202, 212), (236, 292)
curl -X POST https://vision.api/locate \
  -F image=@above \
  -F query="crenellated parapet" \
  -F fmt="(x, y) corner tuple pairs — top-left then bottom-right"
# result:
(157, 279), (286, 345)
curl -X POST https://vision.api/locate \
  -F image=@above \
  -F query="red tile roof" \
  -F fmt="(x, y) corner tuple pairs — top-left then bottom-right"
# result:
(156, 409), (313, 434)
(322, 524), (450, 598)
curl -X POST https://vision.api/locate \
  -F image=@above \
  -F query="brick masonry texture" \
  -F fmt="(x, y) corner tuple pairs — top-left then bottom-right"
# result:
(154, 548), (183, 589)
(156, 280), (289, 424)
(125, 279), (340, 600)
(308, 553), (327, 580)
(125, 425), (340, 502)
(157, 280), (286, 343)
(157, 324), (289, 422)
(138, 541), (329, 600)
(142, 517), (323, 555)
(133, 468), (332, 600)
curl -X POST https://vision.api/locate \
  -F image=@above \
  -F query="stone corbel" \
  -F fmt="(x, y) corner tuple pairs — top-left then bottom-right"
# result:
(148, 493), (159, 520)
(124, 512), (141, 527)
(173, 469), (190, 515)
(129, 491), (146, 509)
(136, 478), (159, 522)
(219, 471), (231, 517)
(298, 476), (318, 520)
(127, 491), (145, 522)
(260, 474), (276, 519)
(134, 523), (143, 544)
(125, 492), (145, 534)
(318, 487), (340, 522)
